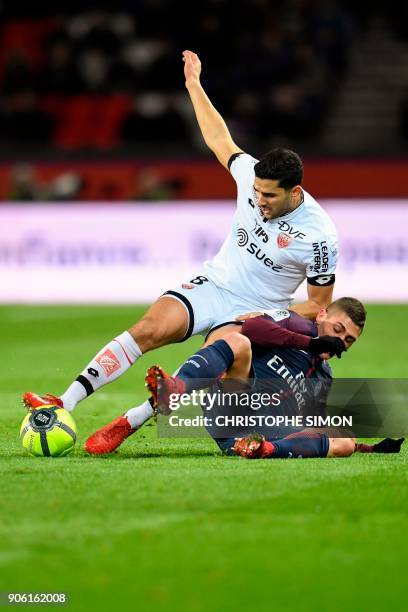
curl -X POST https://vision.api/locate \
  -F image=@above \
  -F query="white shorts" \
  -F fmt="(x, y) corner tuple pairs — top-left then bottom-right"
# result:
(162, 275), (262, 340)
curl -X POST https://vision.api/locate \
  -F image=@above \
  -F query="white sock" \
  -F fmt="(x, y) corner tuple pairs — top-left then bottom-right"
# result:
(125, 400), (154, 428)
(124, 364), (181, 428)
(61, 331), (142, 411)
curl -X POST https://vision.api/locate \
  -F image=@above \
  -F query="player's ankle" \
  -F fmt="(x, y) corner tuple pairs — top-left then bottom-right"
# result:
(125, 400), (154, 428)
(60, 398), (75, 412)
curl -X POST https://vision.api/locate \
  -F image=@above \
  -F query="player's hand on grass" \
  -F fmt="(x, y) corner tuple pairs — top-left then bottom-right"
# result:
(233, 434), (264, 458)
(309, 335), (346, 359)
(235, 312), (264, 321)
(183, 50), (201, 86)
(372, 438), (405, 453)
(233, 434), (274, 459)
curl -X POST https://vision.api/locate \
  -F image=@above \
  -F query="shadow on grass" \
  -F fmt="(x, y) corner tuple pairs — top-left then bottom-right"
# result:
(79, 448), (222, 460)
(4, 446), (222, 462)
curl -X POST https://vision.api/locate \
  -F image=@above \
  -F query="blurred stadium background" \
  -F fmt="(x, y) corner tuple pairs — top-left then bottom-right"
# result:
(1, 2), (408, 610)
(0, 0), (407, 304)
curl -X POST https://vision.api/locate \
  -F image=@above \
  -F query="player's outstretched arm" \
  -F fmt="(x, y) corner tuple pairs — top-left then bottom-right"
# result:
(183, 50), (242, 169)
(241, 315), (346, 357)
(290, 282), (334, 321)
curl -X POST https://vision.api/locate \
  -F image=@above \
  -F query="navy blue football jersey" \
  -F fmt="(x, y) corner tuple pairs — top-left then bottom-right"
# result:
(249, 310), (332, 415)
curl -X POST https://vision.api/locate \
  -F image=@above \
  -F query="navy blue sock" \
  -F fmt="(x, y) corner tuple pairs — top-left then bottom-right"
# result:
(177, 340), (235, 393)
(269, 431), (329, 458)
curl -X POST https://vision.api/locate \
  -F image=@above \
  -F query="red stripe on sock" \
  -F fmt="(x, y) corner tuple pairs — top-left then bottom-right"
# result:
(355, 443), (374, 453)
(113, 339), (133, 365)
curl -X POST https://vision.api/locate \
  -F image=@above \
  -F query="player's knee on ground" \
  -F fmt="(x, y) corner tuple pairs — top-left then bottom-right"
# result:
(328, 437), (356, 457)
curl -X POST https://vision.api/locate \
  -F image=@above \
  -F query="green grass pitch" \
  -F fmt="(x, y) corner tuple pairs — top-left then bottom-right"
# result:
(1, 304), (407, 612)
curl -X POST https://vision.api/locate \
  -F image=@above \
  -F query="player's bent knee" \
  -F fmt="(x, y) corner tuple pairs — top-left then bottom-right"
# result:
(128, 318), (159, 352)
(223, 332), (251, 360)
(328, 437), (356, 457)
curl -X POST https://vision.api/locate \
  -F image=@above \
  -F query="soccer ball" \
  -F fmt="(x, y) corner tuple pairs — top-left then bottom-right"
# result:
(20, 405), (77, 457)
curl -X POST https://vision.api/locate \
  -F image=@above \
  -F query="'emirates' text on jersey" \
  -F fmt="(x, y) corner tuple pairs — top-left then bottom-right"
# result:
(203, 153), (338, 309)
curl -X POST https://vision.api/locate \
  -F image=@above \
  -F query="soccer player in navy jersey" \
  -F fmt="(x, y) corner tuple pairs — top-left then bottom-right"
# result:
(145, 297), (404, 459)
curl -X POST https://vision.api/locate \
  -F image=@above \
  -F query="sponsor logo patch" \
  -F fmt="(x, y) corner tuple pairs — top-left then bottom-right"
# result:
(237, 226), (283, 272)
(251, 220), (269, 243)
(269, 309), (290, 322)
(277, 233), (292, 248)
(182, 283), (196, 290)
(308, 274), (335, 287)
(32, 410), (52, 428)
(277, 221), (306, 240)
(237, 228), (249, 247)
(311, 241), (329, 272)
(314, 275), (333, 285)
(96, 349), (121, 377)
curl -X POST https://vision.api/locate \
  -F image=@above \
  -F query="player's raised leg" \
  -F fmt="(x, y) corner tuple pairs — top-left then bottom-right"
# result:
(146, 332), (251, 414)
(84, 332), (250, 454)
(119, 324), (246, 425)
(23, 296), (189, 412)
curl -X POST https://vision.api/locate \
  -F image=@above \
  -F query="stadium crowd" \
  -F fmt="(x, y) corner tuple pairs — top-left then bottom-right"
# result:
(0, 0), (360, 150)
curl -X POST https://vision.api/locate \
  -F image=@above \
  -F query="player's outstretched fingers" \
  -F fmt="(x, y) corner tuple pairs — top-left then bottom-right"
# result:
(183, 51), (201, 83)
(183, 49), (198, 59)
(183, 50), (195, 64)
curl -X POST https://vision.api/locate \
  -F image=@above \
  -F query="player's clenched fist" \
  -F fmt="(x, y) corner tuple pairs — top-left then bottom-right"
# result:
(183, 50), (202, 86)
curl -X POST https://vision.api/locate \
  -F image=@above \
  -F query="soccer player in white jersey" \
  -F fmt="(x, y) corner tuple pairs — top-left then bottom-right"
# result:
(23, 50), (338, 455)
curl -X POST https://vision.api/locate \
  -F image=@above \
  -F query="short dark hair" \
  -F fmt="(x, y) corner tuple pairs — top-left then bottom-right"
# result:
(254, 148), (303, 189)
(327, 297), (367, 330)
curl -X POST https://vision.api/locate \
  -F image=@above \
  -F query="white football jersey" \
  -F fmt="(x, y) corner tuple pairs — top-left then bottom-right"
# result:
(203, 153), (338, 309)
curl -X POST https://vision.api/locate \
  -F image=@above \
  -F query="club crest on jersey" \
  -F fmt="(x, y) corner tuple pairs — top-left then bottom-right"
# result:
(96, 349), (120, 377)
(277, 233), (292, 248)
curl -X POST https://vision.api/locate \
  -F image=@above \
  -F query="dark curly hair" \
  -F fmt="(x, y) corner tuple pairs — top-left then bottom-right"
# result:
(254, 148), (303, 189)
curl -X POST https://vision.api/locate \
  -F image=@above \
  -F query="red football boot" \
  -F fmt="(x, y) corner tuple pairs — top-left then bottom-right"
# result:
(84, 416), (135, 455)
(233, 433), (275, 459)
(145, 365), (186, 415)
(23, 392), (63, 411)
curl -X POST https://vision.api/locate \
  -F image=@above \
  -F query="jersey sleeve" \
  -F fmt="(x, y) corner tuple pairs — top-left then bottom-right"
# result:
(306, 233), (338, 287)
(241, 315), (311, 349)
(228, 153), (258, 185)
(264, 309), (317, 336)
(285, 311), (318, 336)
